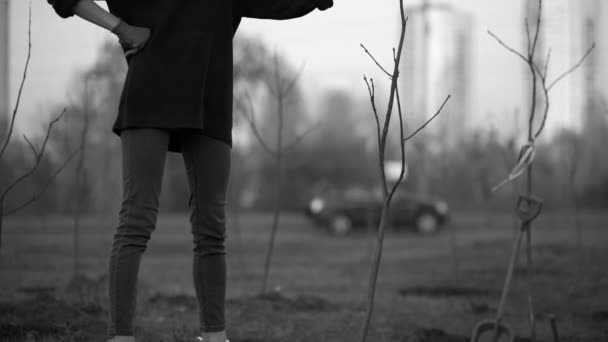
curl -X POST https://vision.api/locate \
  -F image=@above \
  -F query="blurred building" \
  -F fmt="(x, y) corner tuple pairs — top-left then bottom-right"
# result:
(0, 0), (8, 134)
(522, 0), (607, 136)
(400, 1), (474, 149)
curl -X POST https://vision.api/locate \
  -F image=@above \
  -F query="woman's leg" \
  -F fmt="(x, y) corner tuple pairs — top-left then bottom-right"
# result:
(180, 133), (231, 339)
(108, 128), (170, 338)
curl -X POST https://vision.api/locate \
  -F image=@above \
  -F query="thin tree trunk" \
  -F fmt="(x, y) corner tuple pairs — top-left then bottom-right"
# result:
(360, 201), (389, 341)
(73, 80), (90, 282)
(261, 73), (285, 294)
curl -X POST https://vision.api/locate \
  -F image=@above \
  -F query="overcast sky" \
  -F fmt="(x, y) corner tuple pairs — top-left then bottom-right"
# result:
(7, 0), (528, 136)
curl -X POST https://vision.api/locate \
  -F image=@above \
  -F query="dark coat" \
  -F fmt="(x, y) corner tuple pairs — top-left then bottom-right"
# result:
(47, 0), (333, 152)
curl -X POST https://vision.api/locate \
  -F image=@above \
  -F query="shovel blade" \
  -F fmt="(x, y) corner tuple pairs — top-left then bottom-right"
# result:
(471, 320), (514, 342)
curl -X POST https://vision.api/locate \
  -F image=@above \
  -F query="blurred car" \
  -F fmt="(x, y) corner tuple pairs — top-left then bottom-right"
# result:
(304, 186), (449, 236)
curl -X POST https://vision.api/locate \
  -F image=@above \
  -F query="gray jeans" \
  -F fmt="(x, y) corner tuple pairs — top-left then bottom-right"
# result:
(108, 128), (230, 337)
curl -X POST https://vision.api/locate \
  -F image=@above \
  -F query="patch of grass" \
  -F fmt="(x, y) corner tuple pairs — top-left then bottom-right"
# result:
(1, 212), (608, 341)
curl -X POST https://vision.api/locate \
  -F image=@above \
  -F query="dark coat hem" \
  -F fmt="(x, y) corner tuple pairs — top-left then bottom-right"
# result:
(112, 125), (232, 154)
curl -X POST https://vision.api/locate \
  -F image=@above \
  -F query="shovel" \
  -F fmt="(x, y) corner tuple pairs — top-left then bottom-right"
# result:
(470, 195), (543, 342)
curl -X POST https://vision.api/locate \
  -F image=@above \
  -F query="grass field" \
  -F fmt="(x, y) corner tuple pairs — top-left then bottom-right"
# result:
(1, 210), (607, 341)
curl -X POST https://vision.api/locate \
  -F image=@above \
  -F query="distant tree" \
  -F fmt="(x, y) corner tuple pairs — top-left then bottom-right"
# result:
(358, 0), (450, 339)
(289, 90), (375, 198)
(237, 51), (318, 294)
(0, 3), (79, 248)
(579, 93), (608, 207)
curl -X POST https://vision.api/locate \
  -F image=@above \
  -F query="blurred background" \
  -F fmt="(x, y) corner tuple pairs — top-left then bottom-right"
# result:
(1, 0), (607, 214)
(1, 1), (608, 341)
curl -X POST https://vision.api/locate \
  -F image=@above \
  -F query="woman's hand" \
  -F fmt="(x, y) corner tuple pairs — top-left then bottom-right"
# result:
(112, 20), (151, 57)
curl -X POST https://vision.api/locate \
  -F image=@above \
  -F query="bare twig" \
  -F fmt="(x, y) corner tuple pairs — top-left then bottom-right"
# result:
(4, 147), (81, 216)
(236, 92), (278, 157)
(403, 95), (451, 142)
(23, 134), (39, 158)
(534, 76), (550, 141)
(282, 62), (306, 98)
(0, 0), (32, 160)
(488, 30), (528, 64)
(282, 120), (322, 153)
(361, 44), (392, 78)
(530, 1), (542, 60)
(525, 19), (532, 55)
(543, 48), (552, 80)
(364, 76), (382, 152)
(547, 44), (595, 92)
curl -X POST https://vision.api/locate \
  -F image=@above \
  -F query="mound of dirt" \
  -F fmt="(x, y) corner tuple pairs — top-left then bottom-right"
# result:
(259, 291), (339, 312)
(592, 310), (608, 323)
(228, 291), (339, 313)
(147, 292), (199, 310)
(399, 286), (498, 298)
(401, 328), (468, 342)
(0, 288), (107, 341)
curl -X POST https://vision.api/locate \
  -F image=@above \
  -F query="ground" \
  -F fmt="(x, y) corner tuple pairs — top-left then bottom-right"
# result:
(0, 211), (607, 342)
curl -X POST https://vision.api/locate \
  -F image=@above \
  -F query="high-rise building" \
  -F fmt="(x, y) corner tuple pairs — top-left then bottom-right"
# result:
(0, 0), (9, 134)
(522, 0), (606, 136)
(400, 1), (474, 149)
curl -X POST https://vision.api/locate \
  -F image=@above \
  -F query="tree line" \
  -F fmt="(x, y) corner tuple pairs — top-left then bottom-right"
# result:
(1, 36), (607, 218)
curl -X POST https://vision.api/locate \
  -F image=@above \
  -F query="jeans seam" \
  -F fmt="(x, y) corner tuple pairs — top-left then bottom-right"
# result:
(110, 133), (134, 337)
(191, 150), (209, 331)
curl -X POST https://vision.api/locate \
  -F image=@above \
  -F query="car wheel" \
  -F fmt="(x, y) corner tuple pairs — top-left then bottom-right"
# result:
(415, 212), (439, 235)
(328, 214), (353, 236)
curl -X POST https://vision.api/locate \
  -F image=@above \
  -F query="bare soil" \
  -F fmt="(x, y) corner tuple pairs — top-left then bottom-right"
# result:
(1, 211), (607, 341)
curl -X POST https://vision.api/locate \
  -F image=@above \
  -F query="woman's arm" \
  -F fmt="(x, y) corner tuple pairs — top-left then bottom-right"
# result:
(235, 0), (333, 20)
(73, 0), (120, 32)
(47, 0), (150, 57)
(47, 0), (117, 29)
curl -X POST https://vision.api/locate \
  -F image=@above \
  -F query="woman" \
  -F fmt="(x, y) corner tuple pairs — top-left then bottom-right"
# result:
(46, 1), (334, 341)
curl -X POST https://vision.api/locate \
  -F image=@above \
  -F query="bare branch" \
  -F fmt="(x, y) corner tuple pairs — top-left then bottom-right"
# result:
(532, 61), (546, 82)
(543, 48), (552, 80)
(23, 134), (39, 159)
(0, 109), (68, 205)
(403, 95), (451, 142)
(364, 76), (382, 155)
(533, 81), (550, 140)
(488, 30), (528, 64)
(237, 92), (277, 157)
(38, 109), (68, 161)
(4, 147), (81, 216)
(377, 15), (409, 196)
(361, 44), (392, 78)
(282, 62), (306, 97)
(530, 0), (542, 59)
(533, 44), (594, 139)
(387, 85), (407, 203)
(0, 1), (32, 159)
(525, 19), (532, 56)
(282, 120), (321, 153)
(547, 43), (595, 92)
